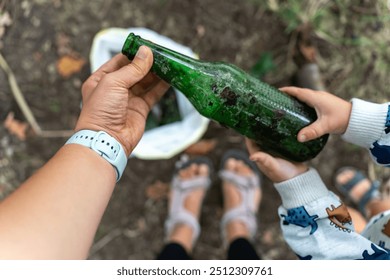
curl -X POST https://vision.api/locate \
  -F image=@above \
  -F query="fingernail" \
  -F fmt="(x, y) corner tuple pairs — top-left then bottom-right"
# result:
(299, 134), (307, 142)
(136, 45), (148, 60)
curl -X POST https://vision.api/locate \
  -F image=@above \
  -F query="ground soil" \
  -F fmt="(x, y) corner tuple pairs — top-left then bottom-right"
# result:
(0, 0), (375, 260)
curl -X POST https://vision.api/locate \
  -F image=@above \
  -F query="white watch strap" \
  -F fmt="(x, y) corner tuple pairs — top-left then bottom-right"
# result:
(65, 130), (128, 182)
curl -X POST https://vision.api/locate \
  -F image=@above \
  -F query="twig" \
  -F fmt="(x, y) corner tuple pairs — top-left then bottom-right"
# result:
(39, 130), (74, 138)
(89, 228), (122, 256)
(0, 52), (42, 135)
(351, 5), (377, 15)
(0, 52), (74, 138)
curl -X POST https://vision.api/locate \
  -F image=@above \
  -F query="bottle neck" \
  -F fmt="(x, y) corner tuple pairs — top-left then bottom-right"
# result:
(121, 33), (199, 75)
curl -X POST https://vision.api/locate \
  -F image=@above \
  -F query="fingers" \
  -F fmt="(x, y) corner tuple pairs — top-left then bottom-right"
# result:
(245, 138), (260, 154)
(249, 150), (276, 169)
(298, 120), (327, 142)
(95, 53), (131, 75)
(131, 72), (163, 95)
(245, 138), (276, 166)
(245, 138), (278, 176)
(141, 80), (170, 109)
(279, 87), (329, 142)
(250, 149), (309, 183)
(249, 151), (282, 181)
(82, 54), (131, 96)
(110, 46), (154, 88)
(82, 46), (153, 98)
(279, 86), (318, 107)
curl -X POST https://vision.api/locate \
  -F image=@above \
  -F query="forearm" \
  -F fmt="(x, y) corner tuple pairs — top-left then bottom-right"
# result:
(0, 144), (116, 259)
(274, 168), (390, 260)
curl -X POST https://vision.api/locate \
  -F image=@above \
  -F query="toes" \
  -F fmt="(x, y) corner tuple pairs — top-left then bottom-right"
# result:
(225, 158), (237, 171)
(336, 170), (355, 185)
(178, 164), (194, 179)
(198, 164), (209, 177)
(224, 158), (253, 176)
(179, 162), (209, 179)
(335, 168), (372, 204)
(236, 160), (252, 176)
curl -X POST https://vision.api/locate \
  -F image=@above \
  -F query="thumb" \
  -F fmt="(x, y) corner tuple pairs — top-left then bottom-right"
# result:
(112, 46), (154, 88)
(298, 120), (326, 142)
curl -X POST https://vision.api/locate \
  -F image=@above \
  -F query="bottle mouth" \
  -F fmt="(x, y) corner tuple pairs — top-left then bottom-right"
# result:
(121, 33), (140, 58)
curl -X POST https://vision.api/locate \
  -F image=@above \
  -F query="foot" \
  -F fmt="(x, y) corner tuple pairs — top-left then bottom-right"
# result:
(221, 153), (262, 244)
(167, 159), (211, 253)
(335, 167), (380, 218)
(335, 169), (372, 204)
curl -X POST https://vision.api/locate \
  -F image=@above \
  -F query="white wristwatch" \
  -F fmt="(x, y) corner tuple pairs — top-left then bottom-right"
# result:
(65, 130), (128, 182)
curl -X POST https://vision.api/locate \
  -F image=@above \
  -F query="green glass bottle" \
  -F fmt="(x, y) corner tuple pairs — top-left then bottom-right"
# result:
(122, 33), (328, 162)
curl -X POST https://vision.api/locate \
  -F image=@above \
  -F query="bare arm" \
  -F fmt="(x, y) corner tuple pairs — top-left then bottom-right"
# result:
(0, 46), (169, 259)
(0, 145), (116, 259)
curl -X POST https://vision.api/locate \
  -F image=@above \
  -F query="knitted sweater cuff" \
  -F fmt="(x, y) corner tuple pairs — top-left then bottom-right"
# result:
(274, 168), (329, 209)
(342, 98), (389, 148)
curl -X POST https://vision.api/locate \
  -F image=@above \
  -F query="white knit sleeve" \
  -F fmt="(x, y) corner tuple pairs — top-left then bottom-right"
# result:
(342, 99), (390, 166)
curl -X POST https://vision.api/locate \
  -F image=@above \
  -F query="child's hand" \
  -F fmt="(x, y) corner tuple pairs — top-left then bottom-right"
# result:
(245, 139), (308, 183)
(280, 87), (352, 142)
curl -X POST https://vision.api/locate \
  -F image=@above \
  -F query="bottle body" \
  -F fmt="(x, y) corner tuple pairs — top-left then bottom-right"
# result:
(122, 33), (328, 162)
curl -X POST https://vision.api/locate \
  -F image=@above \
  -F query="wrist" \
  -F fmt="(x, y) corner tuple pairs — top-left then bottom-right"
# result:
(65, 130), (128, 182)
(337, 100), (352, 134)
(273, 163), (309, 183)
(75, 122), (132, 156)
(61, 144), (117, 183)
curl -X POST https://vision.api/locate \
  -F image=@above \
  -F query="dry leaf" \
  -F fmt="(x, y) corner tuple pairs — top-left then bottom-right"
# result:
(3, 112), (28, 140)
(184, 139), (217, 155)
(56, 55), (85, 78)
(146, 180), (169, 201)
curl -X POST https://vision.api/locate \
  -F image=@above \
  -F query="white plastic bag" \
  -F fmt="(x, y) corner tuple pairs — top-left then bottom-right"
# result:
(89, 27), (209, 160)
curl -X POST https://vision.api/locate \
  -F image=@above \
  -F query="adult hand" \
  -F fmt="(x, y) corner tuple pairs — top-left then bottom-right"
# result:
(246, 139), (308, 183)
(280, 87), (352, 143)
(75, 46), (169, 156)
